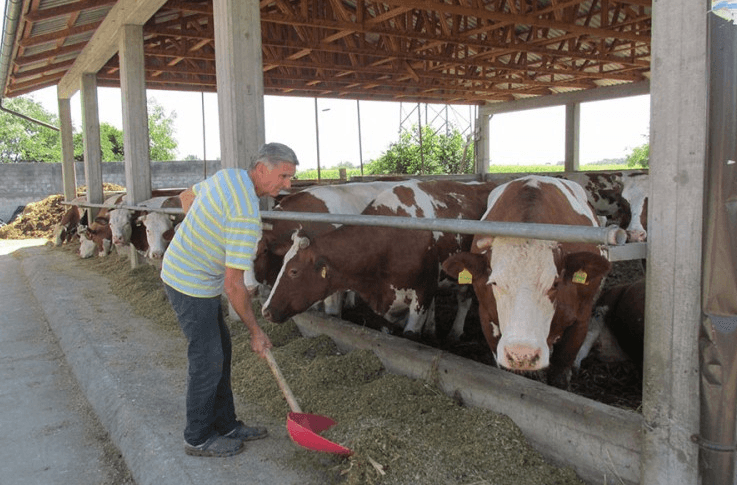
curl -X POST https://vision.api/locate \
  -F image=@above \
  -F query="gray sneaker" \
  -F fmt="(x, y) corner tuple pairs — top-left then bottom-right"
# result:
(184, 435), (245, 457)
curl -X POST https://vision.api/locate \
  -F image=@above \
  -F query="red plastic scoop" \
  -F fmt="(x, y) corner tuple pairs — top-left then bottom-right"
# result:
(264, 349), (352, 455)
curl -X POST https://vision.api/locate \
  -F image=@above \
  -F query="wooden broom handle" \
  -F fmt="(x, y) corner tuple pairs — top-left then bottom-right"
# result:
(264, 348), (303, 414)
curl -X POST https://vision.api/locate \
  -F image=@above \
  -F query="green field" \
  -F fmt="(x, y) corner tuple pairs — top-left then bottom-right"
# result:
(294, 163), (631, 181)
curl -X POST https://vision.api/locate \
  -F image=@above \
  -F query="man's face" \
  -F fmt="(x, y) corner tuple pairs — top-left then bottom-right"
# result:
(254, 161), (296, 197)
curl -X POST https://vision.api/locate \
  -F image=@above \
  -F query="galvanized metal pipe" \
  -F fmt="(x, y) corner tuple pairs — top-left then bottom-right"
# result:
(61, 202), (628, 245)
(262, 210), (627, 246)
(61, 200), (184, 216)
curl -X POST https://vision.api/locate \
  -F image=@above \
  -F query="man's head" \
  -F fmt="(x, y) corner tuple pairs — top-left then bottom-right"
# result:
(250, 142), (299, 197)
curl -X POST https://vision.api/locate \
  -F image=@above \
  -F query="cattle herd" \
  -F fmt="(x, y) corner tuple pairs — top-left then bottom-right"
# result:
(55, 171), (647, 396)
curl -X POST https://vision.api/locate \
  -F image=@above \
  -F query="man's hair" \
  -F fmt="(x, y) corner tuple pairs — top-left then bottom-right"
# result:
(253, 142), (299, 169)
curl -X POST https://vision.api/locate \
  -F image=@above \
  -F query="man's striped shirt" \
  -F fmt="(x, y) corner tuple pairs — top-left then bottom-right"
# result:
(161, 169), (261, 298)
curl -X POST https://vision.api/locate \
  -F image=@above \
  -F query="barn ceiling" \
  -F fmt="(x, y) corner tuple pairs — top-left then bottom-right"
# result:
(3, 0), (652, 105)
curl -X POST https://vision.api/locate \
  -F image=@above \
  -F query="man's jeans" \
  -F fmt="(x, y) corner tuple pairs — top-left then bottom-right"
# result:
(164, 284), (236, 446)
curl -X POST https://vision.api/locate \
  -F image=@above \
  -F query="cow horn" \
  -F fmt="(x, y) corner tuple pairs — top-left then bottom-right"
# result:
(298, 237), (310, 249)
(476, 237), (493, 250)
(262, 222), (273, 231)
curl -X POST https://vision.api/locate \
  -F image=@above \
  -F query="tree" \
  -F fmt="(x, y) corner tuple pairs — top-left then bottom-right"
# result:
(626, 143), (649, 168)
(0, 96), (61, 162)
(71, 98), (178, 162)
(147, 98), (178, 161)
(365, 125), (473, 175)
(73, 123), (125, 161)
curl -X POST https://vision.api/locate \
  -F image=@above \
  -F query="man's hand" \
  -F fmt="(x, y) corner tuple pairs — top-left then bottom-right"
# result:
(179, 187), (196, 213)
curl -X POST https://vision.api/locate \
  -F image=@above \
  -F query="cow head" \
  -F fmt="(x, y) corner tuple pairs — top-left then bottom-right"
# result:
(443, 236), (610, 377)
(79, 220), (113, 259)
(137, 211), (178, 259)
(108, 208), (134, 247)
(261, 231), (334, 323)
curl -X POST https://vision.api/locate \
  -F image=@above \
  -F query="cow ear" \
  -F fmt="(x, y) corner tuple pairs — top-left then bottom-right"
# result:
(315, 257), (329, 278)
(442, 252), (488, 282)
(561, 252), (611, 287)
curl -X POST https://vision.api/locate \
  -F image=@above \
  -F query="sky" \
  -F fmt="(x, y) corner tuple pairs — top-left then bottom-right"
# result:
(26, 85), (651, 170)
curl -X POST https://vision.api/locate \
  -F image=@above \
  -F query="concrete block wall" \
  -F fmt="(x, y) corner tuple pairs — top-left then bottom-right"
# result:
(0, 160), (221, 223)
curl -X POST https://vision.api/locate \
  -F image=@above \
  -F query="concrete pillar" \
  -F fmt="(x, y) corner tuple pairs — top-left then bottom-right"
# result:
(213, 0), (265, 170)
(564, 103), (580, 172)
(640, 1), (706, 483)
(476, 112), (490, 175)
(119, 24), (151, 204)
(80, 73), (103, 218)
(57, 93), (76, 201)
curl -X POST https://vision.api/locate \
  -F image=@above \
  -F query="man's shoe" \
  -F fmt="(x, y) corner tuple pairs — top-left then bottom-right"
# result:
(184, 435), (245, 457)
(224, 420), (268, 442)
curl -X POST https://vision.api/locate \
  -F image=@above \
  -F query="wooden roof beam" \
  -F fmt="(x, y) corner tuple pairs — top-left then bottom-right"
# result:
(58, 0), (169, 98)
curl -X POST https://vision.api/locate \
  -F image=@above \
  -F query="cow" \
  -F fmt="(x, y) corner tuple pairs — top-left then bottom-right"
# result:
(442, 175), (611, 388)
(552, 170), (649, 242)
(78, 220), (113, 258)
(574, 279), (645, 369)
(253, 181), (400, 315)
(136, 196), (184, 260)
(53, 196), (89, 246)
(620, 172), (648, 242)
(261, 179), (498, 340)
(107, 189), (186, 258)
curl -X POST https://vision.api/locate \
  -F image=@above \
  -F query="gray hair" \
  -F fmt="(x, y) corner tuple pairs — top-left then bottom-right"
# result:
(254, 142), (299, 169)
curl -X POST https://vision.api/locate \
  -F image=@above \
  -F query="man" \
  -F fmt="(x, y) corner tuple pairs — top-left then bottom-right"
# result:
(161, 142), (298, 457)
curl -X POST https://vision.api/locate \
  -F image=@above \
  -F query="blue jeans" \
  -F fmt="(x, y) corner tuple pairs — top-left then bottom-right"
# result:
(164, 284), (236, 446)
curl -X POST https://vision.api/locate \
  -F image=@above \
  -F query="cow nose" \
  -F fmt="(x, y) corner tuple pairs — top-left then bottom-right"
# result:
(503, 344), (543, 371)
(626, 229), (647, 242)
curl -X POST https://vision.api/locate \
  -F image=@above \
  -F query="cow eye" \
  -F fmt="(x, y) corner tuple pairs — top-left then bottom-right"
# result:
(288, 268), (298, 278)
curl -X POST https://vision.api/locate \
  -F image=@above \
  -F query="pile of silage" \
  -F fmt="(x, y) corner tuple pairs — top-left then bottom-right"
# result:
(0, 184), (126, 240)
(61, 245), (585, 485)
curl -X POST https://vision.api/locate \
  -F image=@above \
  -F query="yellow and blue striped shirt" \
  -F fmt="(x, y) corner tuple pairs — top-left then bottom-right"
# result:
(161, 169), (261, 297)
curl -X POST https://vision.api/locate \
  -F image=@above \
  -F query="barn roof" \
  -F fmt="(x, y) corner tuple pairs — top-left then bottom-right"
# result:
(1, 0), (651, 105)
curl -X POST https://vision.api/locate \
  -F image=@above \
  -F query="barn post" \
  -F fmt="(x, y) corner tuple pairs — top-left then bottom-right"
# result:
(212, 0), (264, 171)
(119, 24), (152, 204)
(57, 93), (76, 202)
(80, 73), (103, 221)
(564, 102), (580, 172)
(119, 23), (152, 268)
(475, 110), (490, 176)
(641, 1), (707, 483)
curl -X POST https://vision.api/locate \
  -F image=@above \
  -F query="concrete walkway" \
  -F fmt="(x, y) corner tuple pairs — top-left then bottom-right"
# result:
(0, 241), (329, 485)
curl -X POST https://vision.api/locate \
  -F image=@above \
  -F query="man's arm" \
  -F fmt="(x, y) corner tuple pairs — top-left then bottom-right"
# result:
(223, 266), (271, 358)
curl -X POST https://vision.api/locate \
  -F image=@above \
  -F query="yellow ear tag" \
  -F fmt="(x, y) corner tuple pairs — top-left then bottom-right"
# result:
(321, 267), (327, 279)
(572, 270), (588, 285)
(458, 268), (473, 285)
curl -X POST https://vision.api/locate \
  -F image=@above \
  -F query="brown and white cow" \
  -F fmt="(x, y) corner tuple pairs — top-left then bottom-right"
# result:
(620, 172), (648, 242)
(53, 196), (89, 246)
(261, 180), (498, 339)
(574, 279), (645, 369)
(253, 181), (400, 315)
(442, 175), (611, 388)
(136, 196), (184, 260)
(78, 220), (113, 258)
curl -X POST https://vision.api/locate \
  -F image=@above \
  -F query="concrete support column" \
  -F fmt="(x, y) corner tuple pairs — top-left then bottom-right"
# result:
(81, 73), (103, 218)
(564, 103), (580, 172)
(213, 0), (264, 170)
(57, 93), (76, 201)
(476, 111), (490, 176)
(641, 1), (706, 483)
(119, 24), (151, 204)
